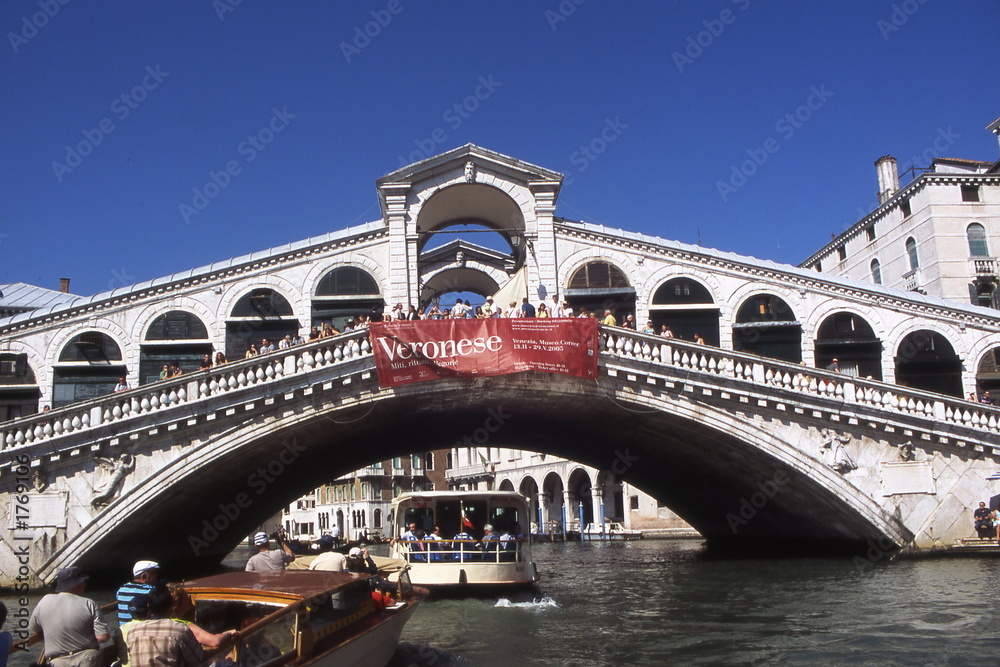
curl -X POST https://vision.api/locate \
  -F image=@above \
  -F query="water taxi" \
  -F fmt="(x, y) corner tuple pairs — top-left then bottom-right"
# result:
(581, 521), (643, 541)
(389, 490), (540, 588)
(183, 566), (426, 667)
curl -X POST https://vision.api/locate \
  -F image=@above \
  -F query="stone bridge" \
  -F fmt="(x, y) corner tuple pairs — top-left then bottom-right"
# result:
(3, 325), (1000, 587)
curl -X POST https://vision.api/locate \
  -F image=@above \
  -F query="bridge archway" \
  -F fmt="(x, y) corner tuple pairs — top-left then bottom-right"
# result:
(649, 277), (720, 344)
(37, 372), (913, 580)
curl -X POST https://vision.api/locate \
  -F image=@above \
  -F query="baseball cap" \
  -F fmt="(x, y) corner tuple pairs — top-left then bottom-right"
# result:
(348, 547), (363, 557)
(253, 532), (269, 546)
(133, 560), (159, 577)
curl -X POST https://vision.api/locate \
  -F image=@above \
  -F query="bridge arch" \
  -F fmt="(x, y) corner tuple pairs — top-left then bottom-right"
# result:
(309, 263), (385, 328)
(49, 324), (131, 409)
(34, 370), (914, 581)
(646, 273), (722, 344)
(888, 321), (967, 397)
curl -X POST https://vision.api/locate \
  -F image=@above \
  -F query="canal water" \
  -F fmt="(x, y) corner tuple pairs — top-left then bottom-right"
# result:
(6, 539), (1000, 666)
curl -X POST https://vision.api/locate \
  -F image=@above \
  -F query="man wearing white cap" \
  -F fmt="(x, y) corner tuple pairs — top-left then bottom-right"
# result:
(116, 560), (160, 623)
(245, 531), (295, 571)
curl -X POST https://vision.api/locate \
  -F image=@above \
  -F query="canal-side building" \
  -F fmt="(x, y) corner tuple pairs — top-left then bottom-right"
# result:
(446, 446), (694, 535)
(801, 117), (1000, 309)
(282, 450), (448, 542)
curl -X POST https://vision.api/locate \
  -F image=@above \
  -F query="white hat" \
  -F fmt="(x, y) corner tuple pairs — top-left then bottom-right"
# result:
(348, 547), (363, 557)
(484, 524), (493, 532)
(132, 560), (159, 577)
(253, 532), (269, 546)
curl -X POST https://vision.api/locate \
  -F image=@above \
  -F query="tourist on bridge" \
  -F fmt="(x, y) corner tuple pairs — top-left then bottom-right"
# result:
(973, 502), (994, 539)
(521, 298), (536, 318)
(114, 377), (130, 392)
(245, 531), (295, 571)
(602, 310), (617, 326)
(979, 390), (994, 405)
(28, 567), (109, 667)
(117, 560), (160, 623)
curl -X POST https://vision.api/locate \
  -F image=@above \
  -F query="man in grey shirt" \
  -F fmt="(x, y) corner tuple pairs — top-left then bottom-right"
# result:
(245, 530), (295, 571)
(28, 567), (109, 667)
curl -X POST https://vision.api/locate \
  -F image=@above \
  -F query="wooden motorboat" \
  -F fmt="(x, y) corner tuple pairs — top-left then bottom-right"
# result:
(183, 567), (426, 667)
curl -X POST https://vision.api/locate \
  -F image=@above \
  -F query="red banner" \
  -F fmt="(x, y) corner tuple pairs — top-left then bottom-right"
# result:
(368, 318), (599, 388)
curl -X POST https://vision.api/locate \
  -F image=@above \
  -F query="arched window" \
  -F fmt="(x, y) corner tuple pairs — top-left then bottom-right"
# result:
(373, 509), (383, 529)
(968, 223), (989, 257)
(312, 266), (383, 330)
(905, 237), (919, 270)
(53, 332), (126, 408)
(648, 278), (720, 345)
(565, 261), (636, 325)
(871, 259), (882, 285)
(227, 288), (299, 359)
(733, 294), (801, 362)
(141, 311), (212, 385)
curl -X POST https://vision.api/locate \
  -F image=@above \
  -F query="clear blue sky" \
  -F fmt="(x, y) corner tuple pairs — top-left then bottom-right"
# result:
(2, 0), (998, 296)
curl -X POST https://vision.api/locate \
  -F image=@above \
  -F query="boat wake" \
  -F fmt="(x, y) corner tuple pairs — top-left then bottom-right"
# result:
(494, 595), (560, 611)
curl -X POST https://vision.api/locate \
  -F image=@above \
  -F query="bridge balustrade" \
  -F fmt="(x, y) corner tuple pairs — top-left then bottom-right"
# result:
(3, 325), (1000, 457)
(0, 329), (373, 451)
(599, 327), (1000, 439)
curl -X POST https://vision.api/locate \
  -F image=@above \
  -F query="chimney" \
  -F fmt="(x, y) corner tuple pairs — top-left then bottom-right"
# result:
(59, 277), (70, 293)
(875, 155), (899, 204)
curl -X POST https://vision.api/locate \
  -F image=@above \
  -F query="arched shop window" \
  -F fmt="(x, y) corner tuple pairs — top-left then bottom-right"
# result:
(140, 311), (212, 384)
(0, 353), (39, 420)
(312, 266), (383, 330)
(648, 278), (719, 345)
(895, 330), (962, 398)
(814, 312), (882, 380)
(564, 261), (635, 325)
(732, 294), (801, 363)
(53, 332), (126, 408)
(226, 288), (299, 359)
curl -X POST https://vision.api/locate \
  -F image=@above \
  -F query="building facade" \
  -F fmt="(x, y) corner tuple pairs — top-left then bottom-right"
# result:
(282, 450), (448, 542)
(801, 118), (1000, 309)
(446, 446), (693, 535)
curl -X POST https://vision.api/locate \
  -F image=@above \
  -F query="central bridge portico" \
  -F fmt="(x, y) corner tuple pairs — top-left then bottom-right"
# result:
(3, 144), (1000, 587)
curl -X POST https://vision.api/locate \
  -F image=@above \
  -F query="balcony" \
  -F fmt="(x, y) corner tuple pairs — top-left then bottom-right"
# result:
(972, 257), (997, 278)
(902, 269), (922, 293)
(358, 466), (385, 477)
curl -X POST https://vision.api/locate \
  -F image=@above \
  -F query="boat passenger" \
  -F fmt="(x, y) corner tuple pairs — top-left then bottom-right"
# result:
(245, 531), (295, 571)
(392, 522), (426, 563)
(309, 550), (347, 572)
(451, 529), (475, 563)
(480, 524), (501, 562)
(345, 546), (378, 575)
(117, 560), (160, 623)
(125, 586), (202, 667)
(425, 526), (445, 562)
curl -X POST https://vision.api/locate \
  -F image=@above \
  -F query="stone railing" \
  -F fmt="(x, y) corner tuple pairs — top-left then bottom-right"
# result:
(599, 327), (1000, 438)
(5, 324), (999, 456)
(1, 329), (373, 452)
